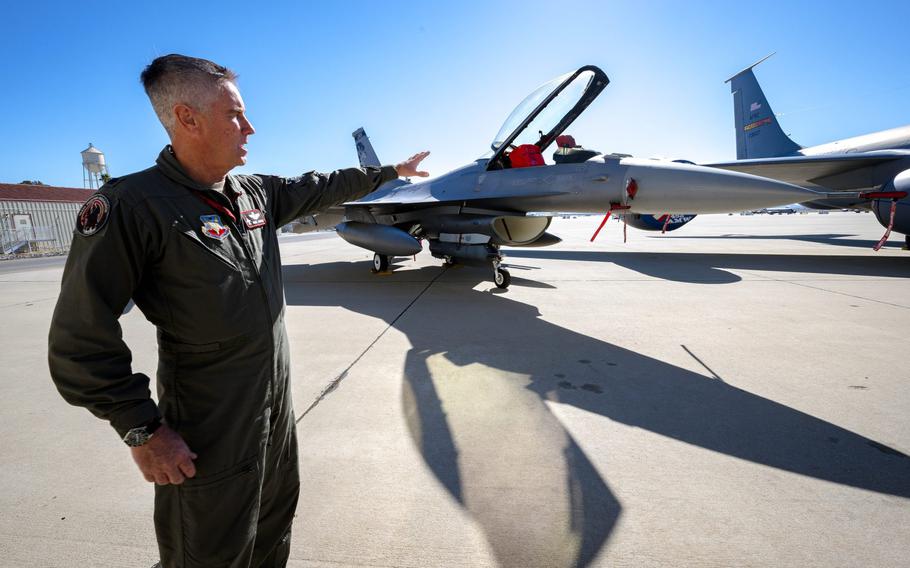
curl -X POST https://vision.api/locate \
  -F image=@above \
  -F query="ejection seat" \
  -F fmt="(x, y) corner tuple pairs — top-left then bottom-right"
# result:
(553, 134), (601, 164)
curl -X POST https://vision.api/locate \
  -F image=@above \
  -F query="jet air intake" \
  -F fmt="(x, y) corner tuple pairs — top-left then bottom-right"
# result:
(422, 214), (551, 245)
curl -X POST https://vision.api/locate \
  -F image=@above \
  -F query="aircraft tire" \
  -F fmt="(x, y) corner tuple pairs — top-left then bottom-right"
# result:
(494, 268), (511, 289)
(372, 253), (390, 273)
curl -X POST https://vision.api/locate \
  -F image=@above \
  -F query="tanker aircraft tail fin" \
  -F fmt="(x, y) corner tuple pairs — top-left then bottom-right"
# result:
(353, 127), (381, 168)
(726, 54), (802, 159)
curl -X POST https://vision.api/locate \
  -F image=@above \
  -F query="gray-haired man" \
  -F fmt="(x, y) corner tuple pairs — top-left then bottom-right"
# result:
(48, 54), (429, 567)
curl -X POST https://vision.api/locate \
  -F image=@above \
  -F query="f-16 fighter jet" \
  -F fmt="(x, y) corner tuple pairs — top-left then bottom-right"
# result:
(295, 65), (874, 288)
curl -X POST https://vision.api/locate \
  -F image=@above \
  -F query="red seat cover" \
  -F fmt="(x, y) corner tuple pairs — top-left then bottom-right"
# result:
(510, 144), (545, 168)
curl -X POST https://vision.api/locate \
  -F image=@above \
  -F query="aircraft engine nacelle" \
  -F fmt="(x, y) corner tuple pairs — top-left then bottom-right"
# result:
(624, 213), (697, 232)
(336, 222), (423, 256)
(422, 214), (552, 245)
(871, 169), (910, 238)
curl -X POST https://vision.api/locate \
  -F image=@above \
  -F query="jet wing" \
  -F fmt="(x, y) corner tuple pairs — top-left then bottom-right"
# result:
(705, 150), (910, 187)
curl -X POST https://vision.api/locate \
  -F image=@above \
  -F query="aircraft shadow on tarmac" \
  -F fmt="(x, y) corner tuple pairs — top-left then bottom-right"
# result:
(283, 261), (909, 568)
(662, 232), (907, 250)
(505, 249), (910, 284)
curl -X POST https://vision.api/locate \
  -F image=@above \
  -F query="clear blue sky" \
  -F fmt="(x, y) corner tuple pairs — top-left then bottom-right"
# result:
(2, 0), (909, 187)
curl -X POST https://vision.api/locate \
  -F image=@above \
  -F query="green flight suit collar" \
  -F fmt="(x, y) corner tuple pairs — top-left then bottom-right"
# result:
(155, 145), (244, 195)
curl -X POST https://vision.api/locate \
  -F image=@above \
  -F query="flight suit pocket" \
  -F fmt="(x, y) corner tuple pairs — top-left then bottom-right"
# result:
(172, 456), (263, 565)
(181, 455), (259, 489)
(177, 227), (239, 271)
(159, 221), (257, 338)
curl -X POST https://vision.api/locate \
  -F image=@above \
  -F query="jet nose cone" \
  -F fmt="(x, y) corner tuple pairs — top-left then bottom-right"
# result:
(622, 159), (817, 214)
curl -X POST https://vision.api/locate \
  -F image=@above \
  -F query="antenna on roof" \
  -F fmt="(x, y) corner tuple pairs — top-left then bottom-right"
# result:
(81, 143), (110, 190)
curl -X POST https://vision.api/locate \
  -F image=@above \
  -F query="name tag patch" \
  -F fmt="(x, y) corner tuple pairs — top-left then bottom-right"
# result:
(241, 209), (267, 229)
(200, 215), (230, 240)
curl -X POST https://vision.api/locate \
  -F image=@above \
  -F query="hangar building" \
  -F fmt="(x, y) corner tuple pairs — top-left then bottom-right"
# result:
(0, 183), (95, 255)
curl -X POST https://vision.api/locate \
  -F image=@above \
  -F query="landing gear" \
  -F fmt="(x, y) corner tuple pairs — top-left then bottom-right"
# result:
(428, 241), (511, 288)
(494, 267), (511, 289)
(372, 253), (390, 273)
(492, 257), (511, 289)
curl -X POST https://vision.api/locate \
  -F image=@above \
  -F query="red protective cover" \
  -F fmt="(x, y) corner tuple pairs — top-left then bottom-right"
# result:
(510, 144), (545, 168)
(556, 134), (577, 148)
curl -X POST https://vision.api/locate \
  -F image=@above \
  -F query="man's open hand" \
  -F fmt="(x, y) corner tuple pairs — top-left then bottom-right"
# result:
(394, 151), (431, 178)
(131, 424), (197, 485)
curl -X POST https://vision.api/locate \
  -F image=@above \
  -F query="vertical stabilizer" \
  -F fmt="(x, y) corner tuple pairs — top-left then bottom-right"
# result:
(726, 55), (802, 159)
(352, 127), (381, 167)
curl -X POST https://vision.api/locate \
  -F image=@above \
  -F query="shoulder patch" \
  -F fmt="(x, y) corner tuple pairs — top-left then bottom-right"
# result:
(76, 194), (111, 236)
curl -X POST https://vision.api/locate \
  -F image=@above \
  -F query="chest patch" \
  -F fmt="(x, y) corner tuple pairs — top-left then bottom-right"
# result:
(200, 214), (230, 241)
(76, 194), (110, 237)
(241, 209), (267, 229)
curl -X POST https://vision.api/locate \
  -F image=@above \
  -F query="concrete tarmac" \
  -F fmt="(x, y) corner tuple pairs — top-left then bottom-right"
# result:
(1, 212), (908, 567)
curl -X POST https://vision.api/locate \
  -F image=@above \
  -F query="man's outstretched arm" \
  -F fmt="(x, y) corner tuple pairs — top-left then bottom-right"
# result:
(264, 151), (431, 227)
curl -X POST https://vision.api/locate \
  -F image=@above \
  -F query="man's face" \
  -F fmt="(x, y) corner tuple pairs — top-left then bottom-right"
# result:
(198, 81), (255, 172)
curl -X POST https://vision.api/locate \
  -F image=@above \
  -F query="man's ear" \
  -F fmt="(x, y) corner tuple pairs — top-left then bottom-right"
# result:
(174, 103), (199, 133)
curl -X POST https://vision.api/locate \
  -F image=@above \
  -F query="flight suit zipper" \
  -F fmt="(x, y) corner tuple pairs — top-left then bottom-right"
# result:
(233, 219), (281, 446)
(199, 188), (279, 436)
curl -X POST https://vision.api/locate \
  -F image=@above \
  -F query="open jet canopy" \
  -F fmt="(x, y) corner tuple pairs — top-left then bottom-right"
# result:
(487, 65), (609, 170)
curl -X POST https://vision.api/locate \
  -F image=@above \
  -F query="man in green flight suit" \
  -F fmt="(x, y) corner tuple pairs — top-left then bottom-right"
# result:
(47, 54), (429, 567)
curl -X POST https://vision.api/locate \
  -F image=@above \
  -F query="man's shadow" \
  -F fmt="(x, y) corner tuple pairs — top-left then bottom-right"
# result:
(283, 260), (909, 568)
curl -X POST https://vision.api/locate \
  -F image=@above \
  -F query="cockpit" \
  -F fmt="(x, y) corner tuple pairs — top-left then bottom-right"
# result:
(486, 65), (609, 171)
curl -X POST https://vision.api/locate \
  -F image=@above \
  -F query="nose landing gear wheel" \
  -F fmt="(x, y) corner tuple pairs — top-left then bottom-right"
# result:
(372, 253), (390, 273)
(490, 252), (510, 289)
(493, 268), (511, 289)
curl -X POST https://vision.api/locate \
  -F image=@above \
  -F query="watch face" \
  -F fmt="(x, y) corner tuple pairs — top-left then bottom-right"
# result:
(123, 427), (152, 447)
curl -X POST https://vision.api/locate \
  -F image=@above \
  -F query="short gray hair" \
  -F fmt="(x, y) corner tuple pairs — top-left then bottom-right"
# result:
(140, 54), (237, 137)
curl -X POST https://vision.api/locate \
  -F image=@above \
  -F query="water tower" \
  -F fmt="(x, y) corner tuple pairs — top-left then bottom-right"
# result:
(81, 143), (109, 189)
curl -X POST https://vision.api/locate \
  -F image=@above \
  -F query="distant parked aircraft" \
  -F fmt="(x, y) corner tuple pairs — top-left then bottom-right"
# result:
(707, 54), (910, 248)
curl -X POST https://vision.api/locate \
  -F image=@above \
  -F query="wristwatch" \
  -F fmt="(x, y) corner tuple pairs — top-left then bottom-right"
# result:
(122, 417), (162, 447)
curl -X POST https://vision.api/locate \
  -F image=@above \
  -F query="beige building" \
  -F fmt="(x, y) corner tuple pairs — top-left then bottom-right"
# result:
(0, 183), (96, 255)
